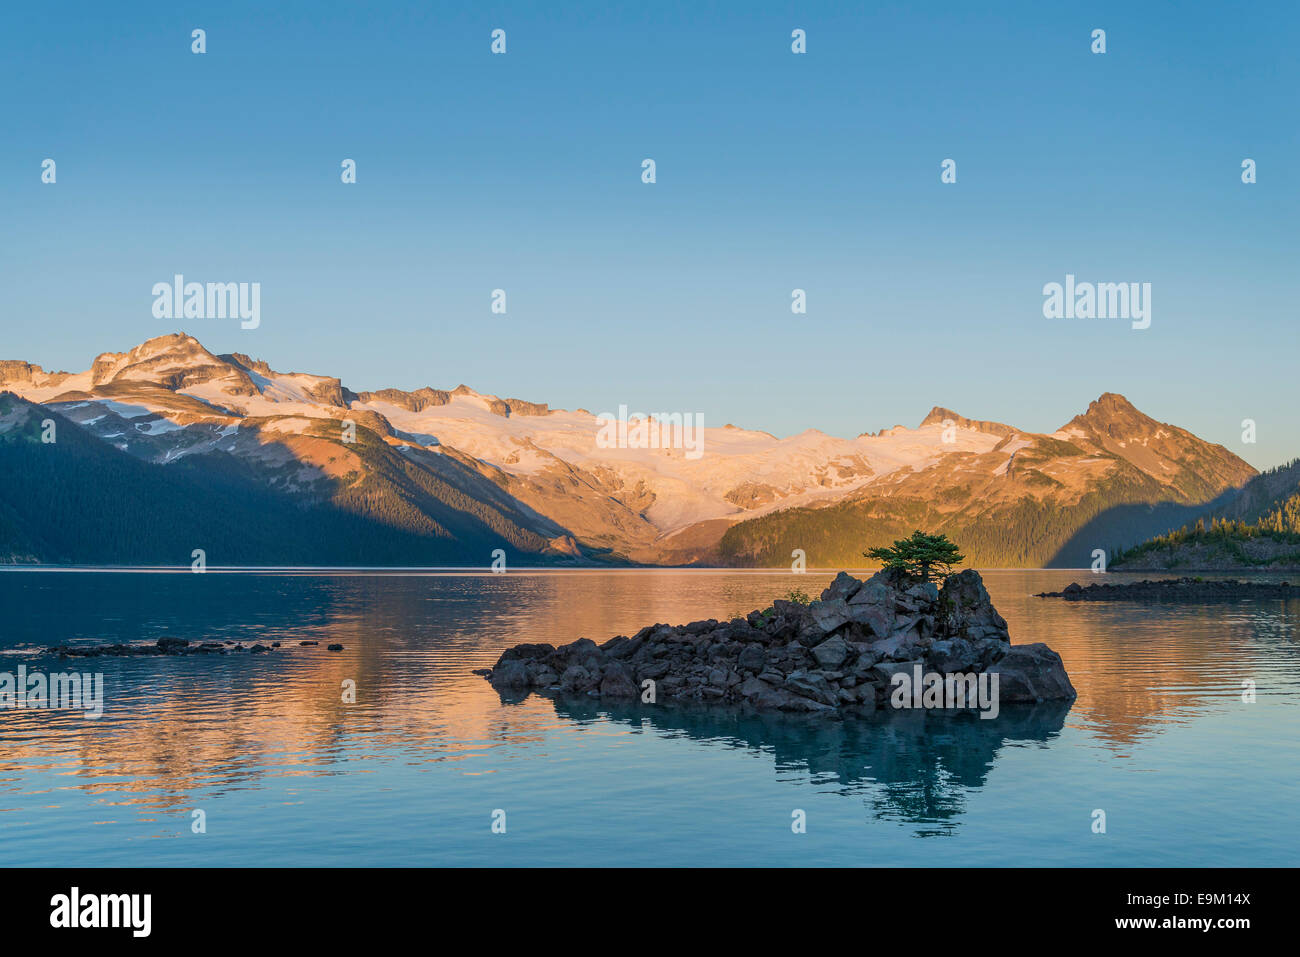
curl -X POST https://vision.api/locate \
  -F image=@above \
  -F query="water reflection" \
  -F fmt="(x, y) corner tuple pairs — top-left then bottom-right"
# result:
(540, 693), (1072, 833)
(0, 568), (1296, 862)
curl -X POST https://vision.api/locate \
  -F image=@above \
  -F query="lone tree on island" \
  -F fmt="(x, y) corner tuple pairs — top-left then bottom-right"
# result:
(865, 530), (965, 582)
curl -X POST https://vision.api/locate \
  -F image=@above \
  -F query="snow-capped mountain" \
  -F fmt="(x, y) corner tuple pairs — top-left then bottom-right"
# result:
(0, 333), (1257, 566)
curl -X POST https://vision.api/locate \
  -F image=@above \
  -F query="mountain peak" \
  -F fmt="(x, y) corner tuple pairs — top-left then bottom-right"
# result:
(918, 406), (1017, 438)
(919, 406), (961, 427)
(89, 332), (226, 387)
(1087, 392), (1139, 414)
(1065, 393), (1149, 433)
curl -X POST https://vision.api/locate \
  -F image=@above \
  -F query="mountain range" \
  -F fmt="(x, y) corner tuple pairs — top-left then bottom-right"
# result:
(0, 333), (1261, 567)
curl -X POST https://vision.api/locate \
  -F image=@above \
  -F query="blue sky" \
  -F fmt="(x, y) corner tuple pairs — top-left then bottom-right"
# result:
(3, 1), (1297, 469)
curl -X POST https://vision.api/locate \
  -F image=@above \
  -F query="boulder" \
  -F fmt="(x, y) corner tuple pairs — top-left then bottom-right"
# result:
(820, 571), (863, 603)
(985, 643), (1077, 702)
(783, 669), (838, 706)
(560, 665), (597, 693)
(737, 644), (767, 673)
(498, 642), (556, 664)
(563, 637), (605, 664)
(810, 634), (849, 669)
(847, 602), (893, 637)
(848, 581), (891, 606)
(940, 569), (1008, 636)
(490, 660), (531, 688)
(599, 662), (638, 698)
(809, 598), (852, 635)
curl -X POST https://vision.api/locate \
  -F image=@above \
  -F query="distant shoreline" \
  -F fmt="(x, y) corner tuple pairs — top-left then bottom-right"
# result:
(1038, 577), (1296, 601)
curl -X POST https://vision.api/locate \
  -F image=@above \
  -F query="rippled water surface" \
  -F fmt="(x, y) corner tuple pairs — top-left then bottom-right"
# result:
(1, 568), (1297, 866)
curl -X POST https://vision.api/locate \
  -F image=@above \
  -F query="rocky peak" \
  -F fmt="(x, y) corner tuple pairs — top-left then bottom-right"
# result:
(1062, 392), (1149, 437)
(89, 332), (252, 393)
(919, 406), (1018, 438)
(1060, 393), (1255, 494)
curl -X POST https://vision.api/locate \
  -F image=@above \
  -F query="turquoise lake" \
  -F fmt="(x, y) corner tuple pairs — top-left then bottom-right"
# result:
(0, 568), (1296, 866)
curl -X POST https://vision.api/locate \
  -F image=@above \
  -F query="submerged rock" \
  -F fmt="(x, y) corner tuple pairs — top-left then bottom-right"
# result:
(48, 638), (274, 658)
(481, 568), (1077, 715)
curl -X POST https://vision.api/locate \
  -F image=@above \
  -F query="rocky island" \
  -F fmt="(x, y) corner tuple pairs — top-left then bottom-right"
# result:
(1037, 577), (1294, 601)
(482, 568), (1076, 715)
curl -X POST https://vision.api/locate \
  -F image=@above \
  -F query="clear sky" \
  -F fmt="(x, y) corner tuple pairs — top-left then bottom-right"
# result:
(3, 1), (1297, 469)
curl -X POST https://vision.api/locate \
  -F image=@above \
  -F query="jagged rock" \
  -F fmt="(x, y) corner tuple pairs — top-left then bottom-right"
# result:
(784, 669), (838, 706)
(811, 634), (849, 669)
(940, 569), (1008, 637)
(820, 571), (862, 603)
(849, 581), (890, 606)
(809, 598), (852, 635)
(847, 601), (893, 637)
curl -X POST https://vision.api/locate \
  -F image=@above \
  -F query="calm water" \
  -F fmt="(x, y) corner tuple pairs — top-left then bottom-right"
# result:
(0, 568), (1297, 867)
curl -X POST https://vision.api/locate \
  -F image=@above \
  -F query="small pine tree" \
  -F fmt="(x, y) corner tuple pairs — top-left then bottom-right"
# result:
(865, 530), (965, 582)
